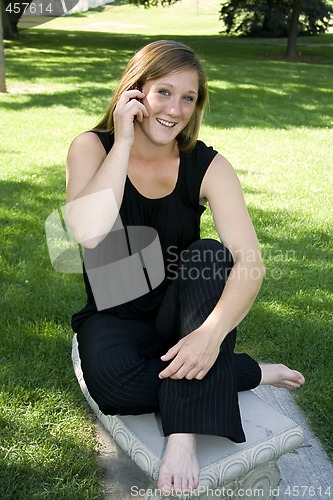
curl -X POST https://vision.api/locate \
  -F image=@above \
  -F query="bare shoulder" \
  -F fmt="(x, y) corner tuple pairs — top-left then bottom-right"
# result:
(200, 153), (260, 256)
(200, 152), (242, 202)
(66, 131), (106, 178)
(66, 132), (107, 202)
(68, 131), (106, 159)
(208, 152), (239, 178)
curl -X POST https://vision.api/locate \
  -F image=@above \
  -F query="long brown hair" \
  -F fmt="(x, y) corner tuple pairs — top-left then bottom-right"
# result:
(95, 40), (208, 152)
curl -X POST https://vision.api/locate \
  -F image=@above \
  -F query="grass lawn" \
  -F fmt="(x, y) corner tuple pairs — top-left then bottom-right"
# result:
(1, 1), (333, 497)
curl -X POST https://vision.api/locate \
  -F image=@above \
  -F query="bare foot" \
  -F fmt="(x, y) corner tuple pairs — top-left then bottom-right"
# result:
(157, 433), (200, 496)
(259, 363), (305, 389)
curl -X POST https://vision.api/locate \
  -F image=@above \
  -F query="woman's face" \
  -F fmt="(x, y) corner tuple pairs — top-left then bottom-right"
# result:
(138, 69), (199, 147)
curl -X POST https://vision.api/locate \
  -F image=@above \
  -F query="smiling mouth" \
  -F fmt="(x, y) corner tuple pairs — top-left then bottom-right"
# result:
(156, 118), (176, 128)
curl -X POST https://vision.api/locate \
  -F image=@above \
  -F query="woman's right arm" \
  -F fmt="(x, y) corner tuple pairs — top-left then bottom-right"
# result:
(65, 88), (147, 248)
(65, 132), (131, 248)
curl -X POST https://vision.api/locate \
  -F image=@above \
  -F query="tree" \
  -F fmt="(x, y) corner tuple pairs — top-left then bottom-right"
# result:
(287, 0), (302, 57)
(219, 0), (333, 44)
(2, 0), (42, 39)
(0, 0), (6, 92)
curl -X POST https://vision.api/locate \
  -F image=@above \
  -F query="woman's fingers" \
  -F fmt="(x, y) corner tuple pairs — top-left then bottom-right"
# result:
(159, 329), (220, 381)
(161, 342), (183, 362)
(113, 91), (149, 144)
(126, 88), (145, 101)
(159, 357), (184, 379)
(161, 361), (208, 381)
(118, 89), (148, 113)
(114, 92), (149, 123)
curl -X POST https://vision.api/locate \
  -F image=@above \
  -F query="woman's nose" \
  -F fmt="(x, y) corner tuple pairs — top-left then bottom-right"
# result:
(168, 99), (181, 116)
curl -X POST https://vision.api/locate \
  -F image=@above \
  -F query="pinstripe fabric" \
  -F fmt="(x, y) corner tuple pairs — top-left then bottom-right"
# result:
(76, 239), (261, 442)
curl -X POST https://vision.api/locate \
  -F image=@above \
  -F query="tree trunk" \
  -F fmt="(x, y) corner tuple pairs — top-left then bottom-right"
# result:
(0, 0), (7, 92)
(2, 0), (33, 39)
(286, 0), (302, 57)
(2, 0), (15, 39)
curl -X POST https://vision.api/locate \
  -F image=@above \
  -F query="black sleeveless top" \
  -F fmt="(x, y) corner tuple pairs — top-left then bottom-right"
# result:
(71, 131), (218, 331)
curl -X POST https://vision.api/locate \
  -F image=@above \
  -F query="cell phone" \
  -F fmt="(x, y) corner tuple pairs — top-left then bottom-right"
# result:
(129, 84), (143, 103)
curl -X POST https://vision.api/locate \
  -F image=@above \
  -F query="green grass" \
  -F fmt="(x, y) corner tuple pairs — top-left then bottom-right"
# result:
(31, 0), (223, 35)
(1, 1), (333, 497)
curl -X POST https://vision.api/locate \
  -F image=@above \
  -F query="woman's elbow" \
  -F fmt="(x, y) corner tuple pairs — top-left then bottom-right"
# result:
(253, 259), (266, 284)
(70, 227), (103, 249)
(64, 214), (100, 249)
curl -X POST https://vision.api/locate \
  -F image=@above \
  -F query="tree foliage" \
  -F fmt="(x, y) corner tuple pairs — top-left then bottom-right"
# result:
(129, 0), (179, 6)
(219, 0), (333, 37)
(0, 0), (7, 92)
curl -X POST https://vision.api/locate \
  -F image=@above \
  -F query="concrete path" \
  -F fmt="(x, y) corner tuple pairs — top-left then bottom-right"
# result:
(95, 386), (333, 499)
(253, 386), (333, 499)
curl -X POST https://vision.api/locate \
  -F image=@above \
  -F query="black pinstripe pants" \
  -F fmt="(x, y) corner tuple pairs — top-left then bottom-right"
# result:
(76, 239), (261, 443)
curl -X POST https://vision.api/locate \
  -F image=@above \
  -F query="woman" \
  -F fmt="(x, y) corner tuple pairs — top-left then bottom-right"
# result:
(66, 40), (305, 495)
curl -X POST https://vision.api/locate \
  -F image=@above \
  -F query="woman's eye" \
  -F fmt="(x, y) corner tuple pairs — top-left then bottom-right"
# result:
(158, 89), (170, 96)
(184, 96), (195, 102)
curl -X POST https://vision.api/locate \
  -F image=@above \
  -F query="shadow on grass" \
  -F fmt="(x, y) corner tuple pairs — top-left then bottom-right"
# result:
(0, 173), (100, 498)
(0, 406), (100, 499)
(1, 30), (333, 488)
(1, 165), (333, 464)
(0, 173), (83, 320)
(3, 31), (333, 129)
(237, 205), (333, 456)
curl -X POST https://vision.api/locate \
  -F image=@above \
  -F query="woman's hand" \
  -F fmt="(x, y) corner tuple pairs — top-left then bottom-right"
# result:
(113, 88), (149, 146)
(158, 325), (221, 381)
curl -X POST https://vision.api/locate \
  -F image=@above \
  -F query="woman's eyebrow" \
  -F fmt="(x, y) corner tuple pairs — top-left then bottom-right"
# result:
(157, 83), (198, 95)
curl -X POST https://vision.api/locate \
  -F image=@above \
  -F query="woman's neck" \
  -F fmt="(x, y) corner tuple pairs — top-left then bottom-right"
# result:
(131, 129), (179, 164)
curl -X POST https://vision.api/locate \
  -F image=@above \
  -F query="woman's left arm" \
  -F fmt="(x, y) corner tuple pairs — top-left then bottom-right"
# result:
(159, 154), (265, 380)
(198, 153), (266, 339)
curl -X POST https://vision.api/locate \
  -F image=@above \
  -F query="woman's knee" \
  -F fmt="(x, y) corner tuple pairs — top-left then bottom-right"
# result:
(182, 239), (233, 267)
(177, 239), (234, 288)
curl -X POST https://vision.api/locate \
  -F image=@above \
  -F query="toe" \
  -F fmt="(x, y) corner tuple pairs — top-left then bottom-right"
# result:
(173, 474), (183, 494)
(186, 476), (197, 494)
(159, 485), (171, 496)
(157, 472), (172, 495)
(295, 371), (305, 384)
(182, 477), (193, 495)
